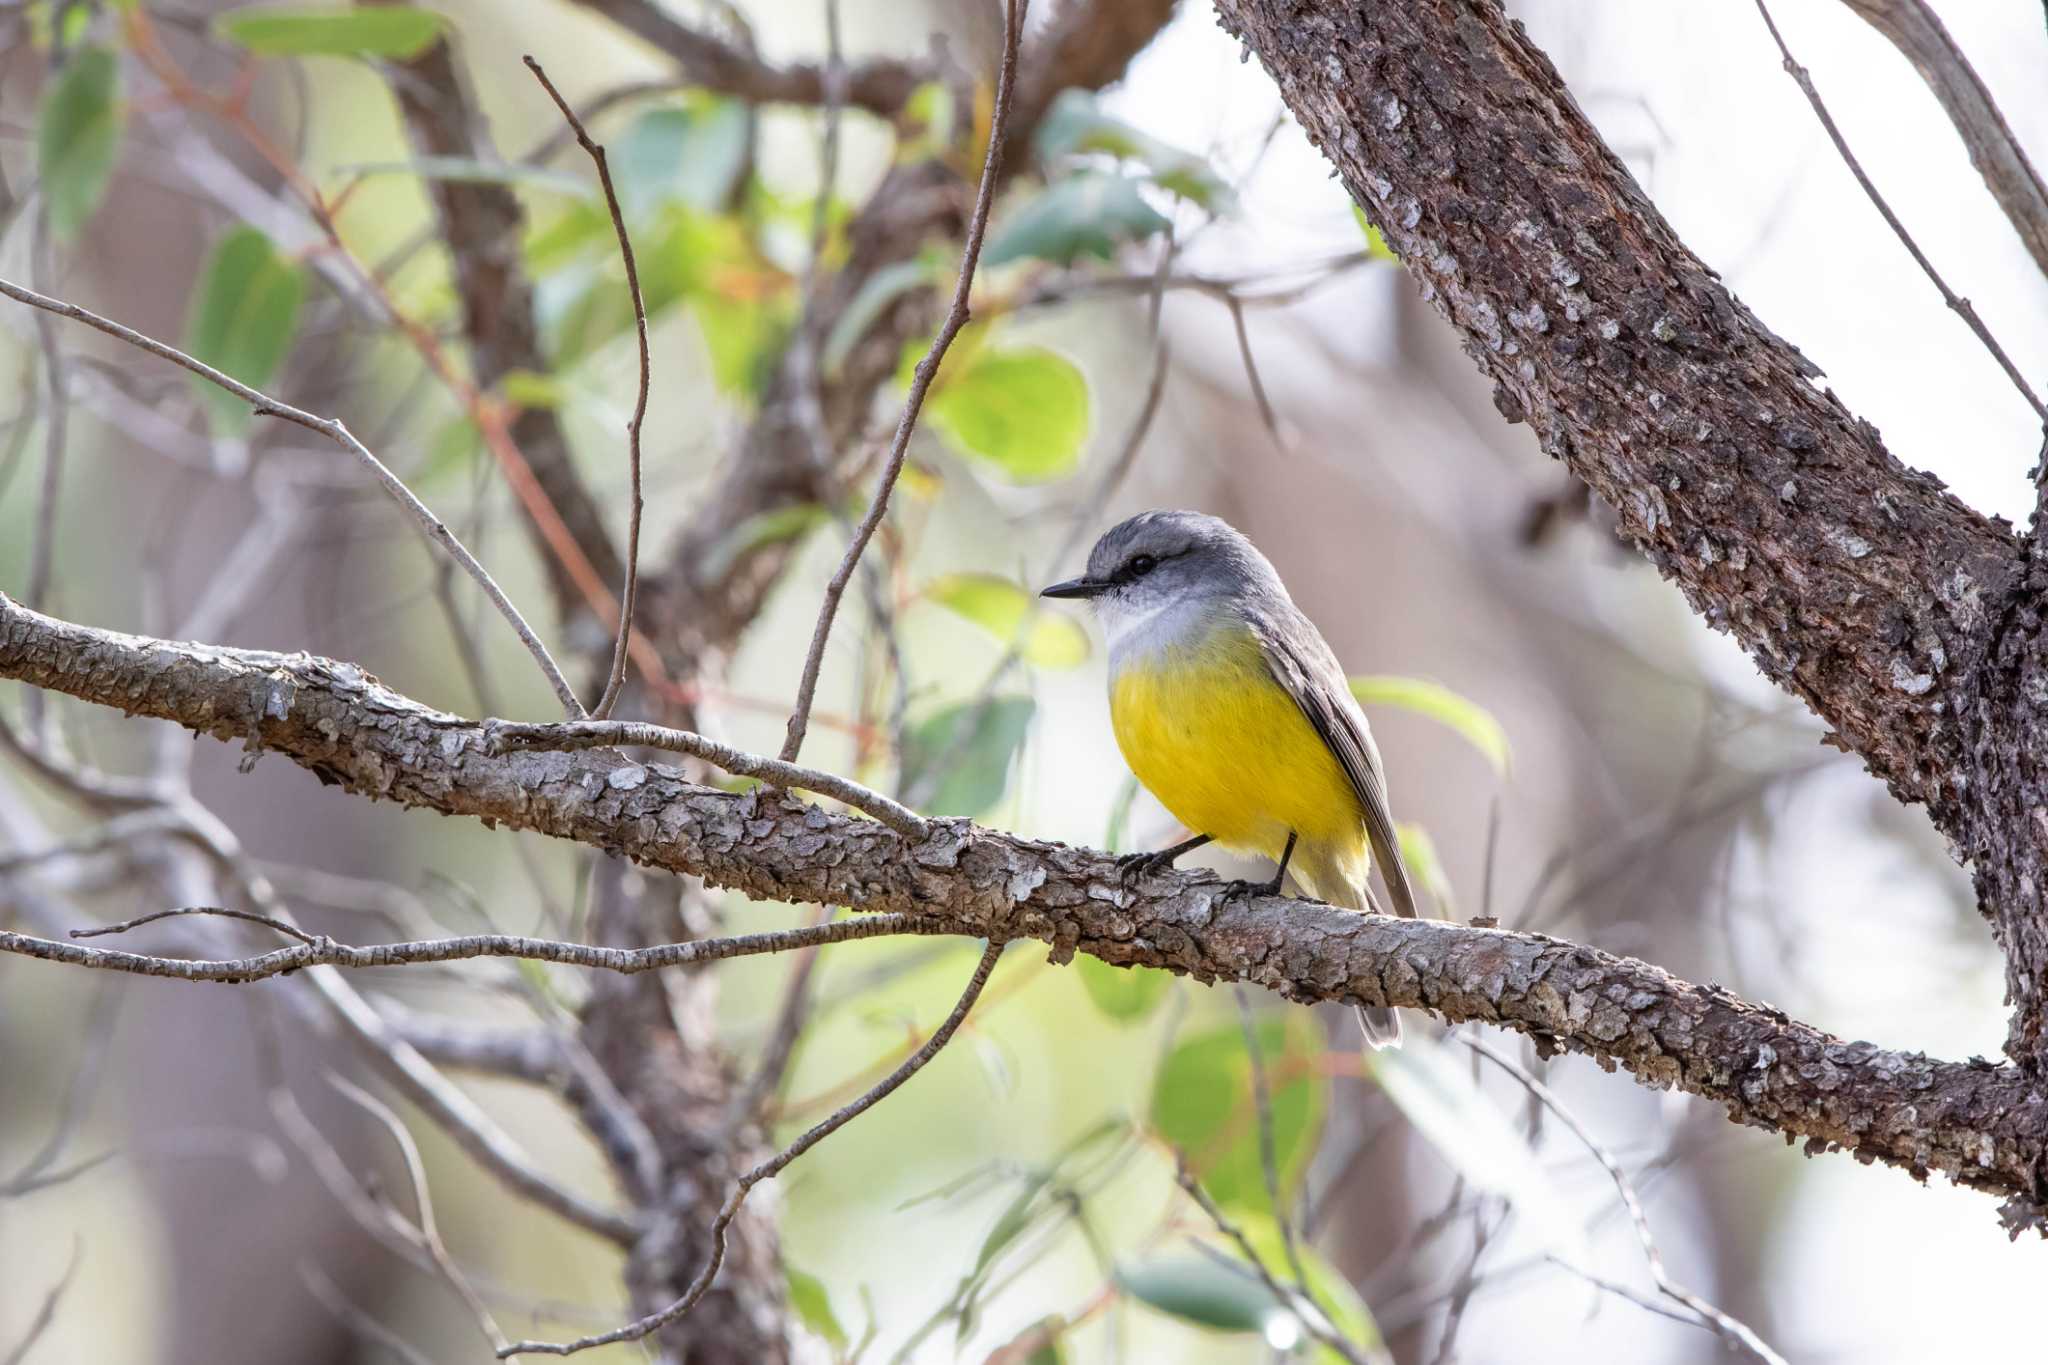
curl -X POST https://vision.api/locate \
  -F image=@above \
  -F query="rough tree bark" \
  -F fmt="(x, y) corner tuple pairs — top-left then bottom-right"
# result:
(8, 592), (2048, 1227)
(1211, 0), (2048, 1092)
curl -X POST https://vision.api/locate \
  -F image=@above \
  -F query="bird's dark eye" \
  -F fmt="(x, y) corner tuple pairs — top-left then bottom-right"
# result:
(1127, 554), (1157, 578)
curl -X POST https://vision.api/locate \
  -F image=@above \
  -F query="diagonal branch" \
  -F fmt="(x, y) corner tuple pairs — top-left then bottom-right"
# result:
(5, 592), (2046, 1229)
(1838, 0), (2048, 284)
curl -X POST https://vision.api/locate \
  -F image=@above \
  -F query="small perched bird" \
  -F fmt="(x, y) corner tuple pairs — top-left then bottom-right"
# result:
(1042, 509), (1417, 1047)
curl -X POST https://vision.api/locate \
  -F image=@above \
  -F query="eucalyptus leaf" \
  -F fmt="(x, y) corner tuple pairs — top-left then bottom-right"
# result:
(785, 1265), (847, 1349)
(215, 5), (446, 58)
(900, 697), (1035, 817)
(1035, 90), (1230, 209)
(616, 98), (750, 219)
(1076, 956), (1171, 1022)
(185, 227), (306, 435)
(922, 345), (1090, 483)
(1117, 1255), (1289, 1336)
(1350, 674), (1511, 776)
(38, 46), (124, 241)
(985, 171), (1168, 268)
(1151, 1013), (1326, 1212)
(925, 572), (1091, 669)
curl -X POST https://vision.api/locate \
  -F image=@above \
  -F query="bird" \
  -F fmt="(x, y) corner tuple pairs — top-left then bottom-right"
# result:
(1041, 509), (1417, 1047)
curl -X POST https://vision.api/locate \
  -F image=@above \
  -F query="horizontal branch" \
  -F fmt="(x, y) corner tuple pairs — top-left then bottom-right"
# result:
(0, 913), (955, 984)
(569, 0), (932, 116)
(4, 592), (2047, 1224)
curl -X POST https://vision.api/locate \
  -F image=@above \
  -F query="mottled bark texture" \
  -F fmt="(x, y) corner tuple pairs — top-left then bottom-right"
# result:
(1211, 0), (2048, 1088)
(8, 593), (2048, 1224)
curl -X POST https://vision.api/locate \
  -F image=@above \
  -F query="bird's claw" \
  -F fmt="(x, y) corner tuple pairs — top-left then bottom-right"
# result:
(1115, 848), (1172, 888)
(1221, 874), (1285, 900)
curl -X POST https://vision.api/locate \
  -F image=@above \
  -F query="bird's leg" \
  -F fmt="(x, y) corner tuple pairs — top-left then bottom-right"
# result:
(1225, 831), (1297, 900)
(1115, 832), (1213, 887)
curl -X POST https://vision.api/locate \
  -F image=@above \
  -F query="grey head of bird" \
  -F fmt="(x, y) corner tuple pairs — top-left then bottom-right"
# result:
(1039, 509), (1287, 657)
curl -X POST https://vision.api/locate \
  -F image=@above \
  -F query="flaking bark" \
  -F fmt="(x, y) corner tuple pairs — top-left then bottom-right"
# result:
(7, 591), (2046, 1226)
(1212, 0), (2048, 1083)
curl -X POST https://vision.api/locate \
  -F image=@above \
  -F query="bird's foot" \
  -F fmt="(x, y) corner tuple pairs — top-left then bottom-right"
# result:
(1115, 848), (1178, 889)
(1221, 872), (1286, 900)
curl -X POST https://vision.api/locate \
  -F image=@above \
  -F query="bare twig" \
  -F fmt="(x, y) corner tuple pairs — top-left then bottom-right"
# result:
(500, 938), (1006, 1357)
(2, 1238), (81, 1365)
(0, 276), (586, 717)
(488, 717), (930, 837)
(24, 224), (66, 624)
(522, 57), (648, 721)
(329, 1073), (509, 1353)
(1838, 0), (2048, 282)
(1174, 1160), (1376, 1365)
(1233, 989), (1309, 1288)
(300, 1261), (439, 1365)
(1751, 0), (2048, 426)
(1226, 293), (1285, 454)
(4, 911), (953, 984)
(72, 904), (318, 945)
(1463, 1037), (1787, 1365)
(777, 0), (1028, 765)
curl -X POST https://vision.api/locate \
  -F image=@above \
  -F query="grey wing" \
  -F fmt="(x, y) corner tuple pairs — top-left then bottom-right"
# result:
(1253, 610), (1419, 920)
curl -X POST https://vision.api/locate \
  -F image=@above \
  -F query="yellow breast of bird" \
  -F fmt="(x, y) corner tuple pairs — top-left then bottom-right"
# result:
(1109, 620), (1364, 864)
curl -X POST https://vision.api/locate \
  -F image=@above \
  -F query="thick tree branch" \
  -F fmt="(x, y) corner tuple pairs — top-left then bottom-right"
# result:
(1210, 0), (2017, 817)
(6, 594), (2047, 1226)
(1211, 0), (2048, 1077)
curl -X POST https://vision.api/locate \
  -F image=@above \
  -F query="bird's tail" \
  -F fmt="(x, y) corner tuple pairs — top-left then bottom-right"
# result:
(1298, 846), (1407, 1050)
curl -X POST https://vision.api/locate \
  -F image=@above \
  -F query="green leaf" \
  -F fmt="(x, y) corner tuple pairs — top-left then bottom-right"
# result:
(1117, 1255), (1288, 1336)
(1351, 204), (1399, 262)
(823, 256), (938, 378)
(900, 696), (1035, 817)
(1077, 955), (1172, 1023)
(985, 171), (1169, 268)
(1396, 821), (1454, 917)
(1035, 90), (1230, 210)
(616, 97), (750, 219)
(1150, 1013), (1326, 1212)
(185, 227), (306, 435)
(925, 572), (1091, 669)
(1366, 1035), (1584, 1259)
(337, 157), (592, 197)
(1349, 675), (1510, 776)
(215, 6), (446, 58)
(785, 1265), (847, 1349)
(700, 502), (830, 582)
(923, 345), (1090, 483)
(37, 46), (124, 241)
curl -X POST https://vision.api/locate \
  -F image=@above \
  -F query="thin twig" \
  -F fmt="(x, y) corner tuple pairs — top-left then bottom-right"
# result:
(1227, 293), (1286, 454)
(329, 1072), (509, 1353)
(72, 904), (318, 945)
(1233, 989), (1309, 1289)
(1462, 1037), (1788, 1365)
(0, 276), (587, 717)
(300, 1261), (440, 1365)
(25, 221), (66, 625)
(1174, 1160), (1376, 1365)
(777, 0), (1028, 765)
(1751, 0), (2048, 425)
(488, 718), (930, 837)
(500, 938), (1006, 1358)
(2, 1238), (81, 1365)
(5, 911), (953, 984)
(523, 57), (648, 721)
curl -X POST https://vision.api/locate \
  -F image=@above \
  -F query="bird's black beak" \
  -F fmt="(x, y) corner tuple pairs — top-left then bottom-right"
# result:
(1039, 577), (1108, 600)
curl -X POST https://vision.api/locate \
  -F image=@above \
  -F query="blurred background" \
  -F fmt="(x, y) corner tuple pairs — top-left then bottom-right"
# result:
(5, 1), (2048, 1361)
